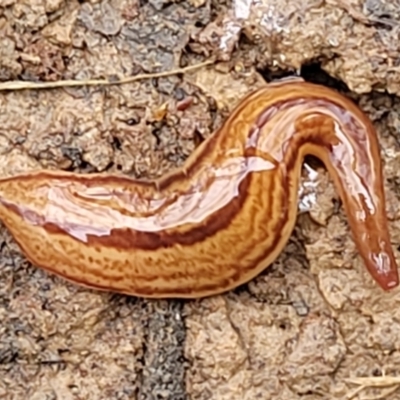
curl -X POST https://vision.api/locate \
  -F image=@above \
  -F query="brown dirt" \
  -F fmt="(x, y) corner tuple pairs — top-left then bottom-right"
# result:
(1, 0), (400, 399)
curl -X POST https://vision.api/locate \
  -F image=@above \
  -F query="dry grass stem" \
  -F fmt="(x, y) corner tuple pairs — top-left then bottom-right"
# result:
(343, 375), (400, 400)
(0, 60), (214, 91)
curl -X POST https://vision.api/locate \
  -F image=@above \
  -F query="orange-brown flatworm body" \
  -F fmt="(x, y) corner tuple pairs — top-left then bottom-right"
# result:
(0, 77), (397, 298)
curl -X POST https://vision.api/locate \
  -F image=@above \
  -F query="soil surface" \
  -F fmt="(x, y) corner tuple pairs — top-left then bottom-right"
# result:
(1, 0), (400, 399)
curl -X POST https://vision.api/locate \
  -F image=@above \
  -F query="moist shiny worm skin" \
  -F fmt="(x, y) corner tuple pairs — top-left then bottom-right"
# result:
(0, 77), (398, 298)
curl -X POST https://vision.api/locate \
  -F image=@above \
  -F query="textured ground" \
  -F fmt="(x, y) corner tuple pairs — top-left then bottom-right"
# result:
(1, 0), (400, 399)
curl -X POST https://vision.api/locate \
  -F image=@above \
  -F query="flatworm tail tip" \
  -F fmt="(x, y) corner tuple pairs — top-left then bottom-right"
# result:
(368, 252), (399, 291)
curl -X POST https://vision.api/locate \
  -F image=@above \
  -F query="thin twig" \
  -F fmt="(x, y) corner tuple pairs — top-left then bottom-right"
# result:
(345, 376), (400, 387)
(343, 376), (400, 400)
(362, 385), (400, 400)
(0, 60), (214, 91)
(343, 385), (366, 400)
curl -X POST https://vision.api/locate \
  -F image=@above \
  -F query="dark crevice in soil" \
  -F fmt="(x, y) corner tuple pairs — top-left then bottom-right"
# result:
(300, 62), (350, 92)
(259, 61), (351, 94)
(136, 300), (188, 400)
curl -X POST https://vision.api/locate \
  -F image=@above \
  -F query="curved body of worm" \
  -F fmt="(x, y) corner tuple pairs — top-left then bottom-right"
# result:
(0, 77), (397, 298)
